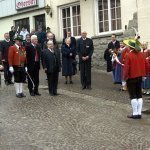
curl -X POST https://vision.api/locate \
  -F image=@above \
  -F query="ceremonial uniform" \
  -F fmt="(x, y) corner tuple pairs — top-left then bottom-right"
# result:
(8, 37), (26, 98)
(123, 39), (145, 119)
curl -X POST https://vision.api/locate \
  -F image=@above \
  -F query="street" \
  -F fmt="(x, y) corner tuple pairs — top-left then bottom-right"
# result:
(0, 69), (150, 150)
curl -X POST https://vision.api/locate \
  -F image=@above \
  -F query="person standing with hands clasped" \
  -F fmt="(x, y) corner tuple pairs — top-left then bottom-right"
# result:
(42, 41), (61, 96)
(8, 35), (27, 98)
(61, 38), (76, 84)
(77, 31), (94, 90)
(123, 38), (145, 119)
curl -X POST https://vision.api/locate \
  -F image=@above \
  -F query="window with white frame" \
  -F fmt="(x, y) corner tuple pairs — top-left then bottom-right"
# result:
(61, 4), (81, 37)
(98, 0), (121, 33)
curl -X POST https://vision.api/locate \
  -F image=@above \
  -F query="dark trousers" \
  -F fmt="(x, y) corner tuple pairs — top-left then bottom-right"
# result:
(13, 67), (25, 83)
(127, 77), (142, 99)
(3, 62), (12, 82)
(28, 63), (39, 93)
(80, 61), (91, 87)
(47, 71), (59, 95)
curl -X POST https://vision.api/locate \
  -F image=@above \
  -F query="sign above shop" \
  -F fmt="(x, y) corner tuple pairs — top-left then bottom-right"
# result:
(16, 0), (38, 10)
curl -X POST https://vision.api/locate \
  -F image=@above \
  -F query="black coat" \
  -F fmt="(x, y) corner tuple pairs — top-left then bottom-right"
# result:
(108, 40), (120, 50)
(0, 40), (13, 61)
(77, 37), (94, 63)
(104, 48), (113, 72)
(26, 44), (41, 71)
(42, 48), (61, 73)
(104, 40), (120, 72)
(61, 44), (76, 76)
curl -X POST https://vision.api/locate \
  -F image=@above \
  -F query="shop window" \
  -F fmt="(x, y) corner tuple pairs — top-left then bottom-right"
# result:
(35, 14), (46, 31)
(15, 18), (30, 33)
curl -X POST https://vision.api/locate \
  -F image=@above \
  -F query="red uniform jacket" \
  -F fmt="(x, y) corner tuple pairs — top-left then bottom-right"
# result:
(8, 45), (26, 66)
(145, 58), (150, 76)
(123, 51), (145, 80)
(121, 47), (130, 64)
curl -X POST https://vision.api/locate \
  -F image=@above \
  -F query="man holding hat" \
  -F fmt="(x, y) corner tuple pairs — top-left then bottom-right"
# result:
(123, 38), (145, 119)
(8, 35), (27, 98)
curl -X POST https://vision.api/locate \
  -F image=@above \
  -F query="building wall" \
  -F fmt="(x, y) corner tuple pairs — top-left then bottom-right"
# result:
(0, 0), (45, 17)
(138, 0), (150, 42)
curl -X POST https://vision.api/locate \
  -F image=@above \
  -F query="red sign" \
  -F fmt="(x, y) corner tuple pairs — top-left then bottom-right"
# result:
(16, 0), (37, 10)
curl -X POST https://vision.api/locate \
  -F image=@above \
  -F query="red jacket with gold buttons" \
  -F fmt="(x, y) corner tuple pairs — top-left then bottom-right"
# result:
(8, 45), (26, 67)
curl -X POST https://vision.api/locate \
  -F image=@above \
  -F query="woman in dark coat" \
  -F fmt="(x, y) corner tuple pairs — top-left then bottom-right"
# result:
(61, 38), (76, 84)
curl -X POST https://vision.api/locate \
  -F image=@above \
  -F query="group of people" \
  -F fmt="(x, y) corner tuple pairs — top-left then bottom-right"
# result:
(0, 26), (94, 98)
(1, 25), (147, 120)
(104, 34), (149, 119)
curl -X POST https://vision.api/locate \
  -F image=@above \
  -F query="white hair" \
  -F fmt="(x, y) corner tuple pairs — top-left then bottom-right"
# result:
(31, 35), (37, 41)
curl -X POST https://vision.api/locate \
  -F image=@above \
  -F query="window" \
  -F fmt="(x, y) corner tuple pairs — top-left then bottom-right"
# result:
(15, 18), (30, 33)
(35, 14), (46, 31)
(61, 4), (81, 37)
(98, 0), (121, 33)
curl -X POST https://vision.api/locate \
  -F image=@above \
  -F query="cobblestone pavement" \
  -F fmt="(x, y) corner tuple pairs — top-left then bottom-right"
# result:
(0, 69), (150, 150)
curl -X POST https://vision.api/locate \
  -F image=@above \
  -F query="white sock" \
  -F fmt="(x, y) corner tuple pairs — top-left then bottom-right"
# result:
(14, 83), (19, 94)
(19, 83), (23, 93)
(131, 99), (138, 115)
(137, 98), (143, 115)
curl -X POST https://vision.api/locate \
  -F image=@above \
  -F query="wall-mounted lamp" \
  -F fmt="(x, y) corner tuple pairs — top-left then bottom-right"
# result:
(45, 4), (52, 17)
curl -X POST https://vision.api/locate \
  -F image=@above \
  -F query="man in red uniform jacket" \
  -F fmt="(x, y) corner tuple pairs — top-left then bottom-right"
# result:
(123, 39), (145, 119)
(8, 35), (27, 98)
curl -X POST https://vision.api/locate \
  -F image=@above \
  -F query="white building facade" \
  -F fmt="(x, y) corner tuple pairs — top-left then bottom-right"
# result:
(0, 0), (139, 40)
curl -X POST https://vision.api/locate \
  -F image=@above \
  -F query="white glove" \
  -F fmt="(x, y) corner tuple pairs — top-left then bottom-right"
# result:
(25, 67), (28, 72)
(9, 66), (14, 73)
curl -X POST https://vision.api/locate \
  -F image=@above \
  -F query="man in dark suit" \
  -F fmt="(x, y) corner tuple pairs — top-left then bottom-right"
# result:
(9, 26), (16, 42)
(42, 41), (61, 96)
(104, 34), (120, 72)
(26, 35), (41, 96)
(0, 33), (13, 85)
(77, 31), (94, 90)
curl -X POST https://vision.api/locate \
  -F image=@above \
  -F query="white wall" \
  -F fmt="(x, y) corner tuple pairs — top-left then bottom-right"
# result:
(138, 0), (150, 42)
(0, 10), (45, 39)
(121, 0), (137, 30)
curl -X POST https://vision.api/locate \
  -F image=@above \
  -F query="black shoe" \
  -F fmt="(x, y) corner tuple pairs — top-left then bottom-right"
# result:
(16, 93), (22, 98)
(8, 81), (14, 84)
(82, 86), (86, 90)
(20, 93), (26, 97)
(137, 115), (142, 119)
(30, 92), (35, 96)
(65, 81), (68, 84)
(34, 92), (41, 96)
(54, 93), (59, 96)
(127, 115), (139, 119)
(70, 81), (73, 84)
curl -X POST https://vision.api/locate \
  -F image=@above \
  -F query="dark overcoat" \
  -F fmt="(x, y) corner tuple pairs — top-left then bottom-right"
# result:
(26, 44), (41, 71)
(42, 48), (61, 73)
(61, 44), (76, 76)
(77, 37), (94, 86)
